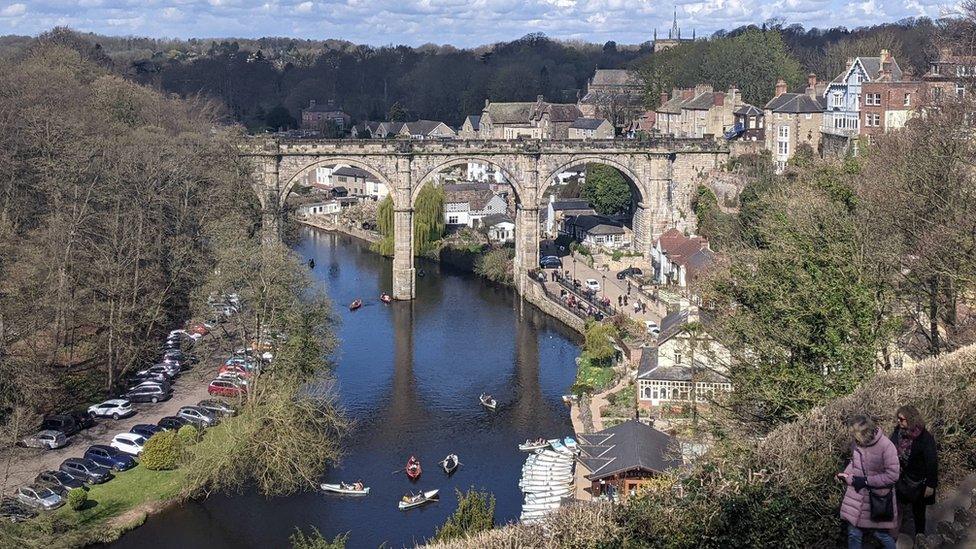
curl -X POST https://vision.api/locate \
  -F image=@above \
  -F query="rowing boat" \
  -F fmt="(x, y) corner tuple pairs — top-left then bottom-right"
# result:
(479, 392), (497, 410)
(348, 299), (362, 311)
(380, 293), (392, 304)
(524, 494), (568, 505)
(405, 456), (422, 480)
(321, 482), (370, 495)
(563, 437), (578, 452)
(398, 489), (439, 510)
(518, 439), (549, 452)
(440, 453), (460, 475)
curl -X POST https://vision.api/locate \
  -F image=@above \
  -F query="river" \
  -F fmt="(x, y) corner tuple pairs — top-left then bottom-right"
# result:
(109, 227), (581, 548)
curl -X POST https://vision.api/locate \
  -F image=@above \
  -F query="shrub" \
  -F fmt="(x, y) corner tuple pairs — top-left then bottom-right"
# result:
(290, 527), (348, 548)
(611, 249), (623, 261)
(66, 488), (87, 511)
(474, 248), (514, 285)
(177, 424), (200, 446)
(433, 489), (496, 542)
(140, 430), (182, 470)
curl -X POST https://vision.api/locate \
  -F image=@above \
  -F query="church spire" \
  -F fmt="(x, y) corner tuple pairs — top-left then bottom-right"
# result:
(670, 8), (679, 40)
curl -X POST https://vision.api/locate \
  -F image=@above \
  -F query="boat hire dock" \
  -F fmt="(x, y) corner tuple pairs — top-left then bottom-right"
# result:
(518, 442), (577, 524)
(575, 419), (682, 503)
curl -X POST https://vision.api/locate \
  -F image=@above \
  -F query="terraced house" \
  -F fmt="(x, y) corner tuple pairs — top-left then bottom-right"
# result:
(764, 77), (826, 172)
(478, 96), (586, 139)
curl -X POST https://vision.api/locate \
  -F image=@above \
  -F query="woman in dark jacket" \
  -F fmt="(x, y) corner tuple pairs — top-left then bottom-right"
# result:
(891, 405), (938, 538)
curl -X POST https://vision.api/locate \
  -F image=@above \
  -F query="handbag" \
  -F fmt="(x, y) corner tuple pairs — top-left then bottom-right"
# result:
(896, 474), (925, 502)
(853, 448), (895, 521)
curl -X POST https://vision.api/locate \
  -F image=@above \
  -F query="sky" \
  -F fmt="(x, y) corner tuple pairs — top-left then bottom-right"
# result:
(0, 0), (956, 48)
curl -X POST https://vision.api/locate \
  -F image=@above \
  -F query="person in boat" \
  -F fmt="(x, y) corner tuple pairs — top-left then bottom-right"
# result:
(308, 258), (315, 269)
(354, 481), (363, 491)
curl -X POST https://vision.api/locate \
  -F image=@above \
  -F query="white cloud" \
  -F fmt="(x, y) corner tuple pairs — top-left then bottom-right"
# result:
(162, 7), (184, 21)
(296, 1), (314, 13)
(0, 3), (26, 17)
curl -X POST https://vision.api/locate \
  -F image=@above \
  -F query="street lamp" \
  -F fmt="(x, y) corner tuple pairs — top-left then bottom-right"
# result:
(601, 274), (607, 303)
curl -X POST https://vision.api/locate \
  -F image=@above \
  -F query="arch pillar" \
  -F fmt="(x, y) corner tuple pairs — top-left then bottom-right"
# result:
(392, 156), (416, 300)
(632, 202), (653, 259)
(514, 157), (540, 294)
(260, 155), (282, 244)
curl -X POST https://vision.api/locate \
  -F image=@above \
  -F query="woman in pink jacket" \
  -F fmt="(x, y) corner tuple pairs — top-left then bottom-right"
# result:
(837, 415), (900, 549)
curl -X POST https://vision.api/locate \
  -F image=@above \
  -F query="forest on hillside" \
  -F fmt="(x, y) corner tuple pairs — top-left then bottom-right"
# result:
(0, 18), (942, 130)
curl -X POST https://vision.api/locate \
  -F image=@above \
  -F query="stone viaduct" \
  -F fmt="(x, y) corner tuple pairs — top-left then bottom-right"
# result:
(240, 138), (729, 300)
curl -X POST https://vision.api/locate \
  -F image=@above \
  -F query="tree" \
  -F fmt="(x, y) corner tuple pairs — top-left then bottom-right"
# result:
(290, 528), (348, 549)
(373, 185), (445, 257)
(584, 322), (619, 365)
(387, 101), (407, 122)
(141, 430), (182, 470)
(433, 489), (496, 542)
(265, 105), (296, 130)
(581, 164), (632, 215)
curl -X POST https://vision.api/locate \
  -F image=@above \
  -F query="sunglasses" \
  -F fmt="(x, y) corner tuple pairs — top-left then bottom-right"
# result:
(897, 416), (908, 422)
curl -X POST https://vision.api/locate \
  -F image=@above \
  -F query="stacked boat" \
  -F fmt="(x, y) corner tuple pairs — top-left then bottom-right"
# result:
(518, 447), (575, 524)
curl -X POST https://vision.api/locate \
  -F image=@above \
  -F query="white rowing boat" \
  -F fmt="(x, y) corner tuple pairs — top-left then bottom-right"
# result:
(479, 393), (497, 410)
(522, 502), (561, 512)
(519, 439), (549, 452)
(398, 489), (439, 510)
(524, 495), (569, 505)
(521, 485), (572, 494)
(321, 482), (370, 495)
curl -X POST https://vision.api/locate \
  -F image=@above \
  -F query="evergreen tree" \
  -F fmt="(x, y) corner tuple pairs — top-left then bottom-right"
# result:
(582, 164), (632, 215)
(432, 489), (496, 542)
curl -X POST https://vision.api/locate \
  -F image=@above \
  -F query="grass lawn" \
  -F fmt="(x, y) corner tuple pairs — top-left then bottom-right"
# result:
(1, 466), (187, 548)
(602, 382), (636, 419)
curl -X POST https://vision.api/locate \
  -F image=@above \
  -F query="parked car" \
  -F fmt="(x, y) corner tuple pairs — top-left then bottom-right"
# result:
(208, 379), (246, 398)
(197, 399), (236, 417)
(40, 414), (82, 437)
(177, 406), (218, 428)
(584, 278), (601, 292)
(163, 349), (197, 364)
(60, 458), (112, 484)
(127, 379), (172, 393)
(35, 470), (86, 495)
(644, 320), (660, 336)
(16, 485), (64, 510)
(0, 497), (37, 522)
(84, 444), (136, 471)
(126, 384), (172, 404)
(135, 364), (176, 380)
(218, 364), (254, 378)
(19, 430), (68, 450)
(215, 372), (248, 386)
(68, 410), (96, 430)
(130, 424), (163, 439)
(157, 416), (190, 431)
(616, 267), (643, 280)
(110, 433), (147, 456)
(88, 399), (135, 420)
(539, 255), (562, 269)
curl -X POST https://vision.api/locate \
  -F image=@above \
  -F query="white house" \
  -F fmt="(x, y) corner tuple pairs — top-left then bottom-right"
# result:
(479, 213), (516, 244)
(822, 49), (903, 138)
(297, 200), (341, 219)
(562, 214), (626, 249)
(466, 161), (506, 184)
(544, 194), (595, 236)
(443, 183), (508, 227)
(637, 307), (732, 410)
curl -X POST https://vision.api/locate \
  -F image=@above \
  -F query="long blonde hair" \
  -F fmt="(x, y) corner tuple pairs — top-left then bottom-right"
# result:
(849, 414), (877, 446)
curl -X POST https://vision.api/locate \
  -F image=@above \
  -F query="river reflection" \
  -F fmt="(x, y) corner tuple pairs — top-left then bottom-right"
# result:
(107, 228), (581, 549)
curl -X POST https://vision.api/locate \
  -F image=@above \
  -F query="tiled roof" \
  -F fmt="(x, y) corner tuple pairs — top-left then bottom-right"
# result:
(734, 104), (762, 116)
(571, 117), (609, 130)
(656, 96), (687, 114)
(591, 69), (640, 87)
(480, 213), (514, 227)
(829, 56), (904, 86)
(484, 102), (535, 124)
(637, 346), (728, 383)
(764, 93), (825, 114)
(332, 166), (378, 180)
(402, 120), (454, 136)
(682, 92), (718, 110)
(465, 115), (481, 130)
(565, 214), (625, 235)
(444, 183), (496, 212)
(550, 199), (593, 211)
(535, 103), (583, 122)
(657, 308), (689, 344)
(577, 419), (682, 480)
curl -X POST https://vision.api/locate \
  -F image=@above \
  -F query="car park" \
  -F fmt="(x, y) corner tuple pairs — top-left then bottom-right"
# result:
(126, 383), (172, 404)
(215, 372), (248, 386)
(60, 458), (112, 484)
(208, 379), (246, 398)
(68, 410), (96, 430)
(163, 349), (197, 364)
(40, 414), (82, 437)
(0, 497), (37, 522)
(88, 399), (135, 420)
(197, 399), (236, 417)
(584, 278), (601, 292)
(616, 267), (643, 280)
(177, 406), (218, 428)
(218, 363), (254, 378)
(129, 370), (169, 385)
(130, 424), (163, 439)
(16, 485), (64, 510)
(110, 433), (147, 456)
(19, 430), (68, 450)
(35, 470), (86, 495)
(157, 416), (190, 431)
(84, 444), (136, 471)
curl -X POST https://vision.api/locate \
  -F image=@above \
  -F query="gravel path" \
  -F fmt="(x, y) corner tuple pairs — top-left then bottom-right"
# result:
(0, 330), (235, 496)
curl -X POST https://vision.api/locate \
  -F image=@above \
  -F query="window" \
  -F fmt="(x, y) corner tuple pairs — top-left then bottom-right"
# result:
(904, 93), (911, 107)
(777, 140), (789, 156)
(447, 215), (459, 224)
(934, 87), (944, 100)
(865, 93), (881, 106)
(674, 351), (682, 365)
(778, 125), (789, 139)
(865, 113), (880, 127)
(957, 83), (966, 98)
(832, 92), (843, 108)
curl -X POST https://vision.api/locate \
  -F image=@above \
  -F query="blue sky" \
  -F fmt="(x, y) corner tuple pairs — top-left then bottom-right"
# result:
(0, 0), (955, 48)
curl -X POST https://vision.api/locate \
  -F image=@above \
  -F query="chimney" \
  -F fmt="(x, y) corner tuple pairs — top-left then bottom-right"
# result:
(807, 73), (817, 89)
(484, 98), (490, 109)
(660, 91), (669, 106)
(880, 49), (890, 64)
(309, 99), (316, 107)
(775, 79), (788, 97)
(713, 92), (725, 106)
(537, 94), (545, 103)
(682, 89), (694, 100)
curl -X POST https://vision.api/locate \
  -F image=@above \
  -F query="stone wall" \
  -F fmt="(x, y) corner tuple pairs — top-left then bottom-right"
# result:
(523, 279), (586, 334)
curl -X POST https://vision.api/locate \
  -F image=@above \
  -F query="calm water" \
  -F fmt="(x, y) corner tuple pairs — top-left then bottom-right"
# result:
(109, 228), (581, 549)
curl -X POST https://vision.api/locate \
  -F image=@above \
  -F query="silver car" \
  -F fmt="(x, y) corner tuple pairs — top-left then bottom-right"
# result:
(16, 485), (64, 510)
(19, 430), (68, 450)
(177, 406), (218, 428)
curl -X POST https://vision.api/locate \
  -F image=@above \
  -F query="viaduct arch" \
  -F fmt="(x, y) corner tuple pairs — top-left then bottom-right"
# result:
(241, 138), (729, 300)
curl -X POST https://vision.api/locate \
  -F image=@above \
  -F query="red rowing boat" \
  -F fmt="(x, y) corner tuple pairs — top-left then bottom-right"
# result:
(405, 456), (421, 480)
(349, 299), (362, 311)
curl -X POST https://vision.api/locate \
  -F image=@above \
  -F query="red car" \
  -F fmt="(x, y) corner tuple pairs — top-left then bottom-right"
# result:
(208, 379), (246, 397)
(218, 364), (254, 378)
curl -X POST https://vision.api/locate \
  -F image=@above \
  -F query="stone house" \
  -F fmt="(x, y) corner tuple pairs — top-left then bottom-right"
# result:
(396, 120), (457, 140)
(443, 183), (508, 227)
(332, 166), (389, 201)
(459, 115), (480, 139)
(372, 121), (405, 138)
(678, 85), (745, 138)
(568, 117), (614, 139)
(577, 69), (645, 130)
(562, 214), (627, 249)
(651, 228), (715, 287)
(351, 121), (380, 138)
(637, 307), (731, 410)
(764, 78), (826, 172)
(529, 99), (583, 139)
(478, 97), (582, 140)
(923, 48), (976, 100)
(654, 88), (693, 136)
(301, 100), (351, 131)
(731, 104), (764, 142)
